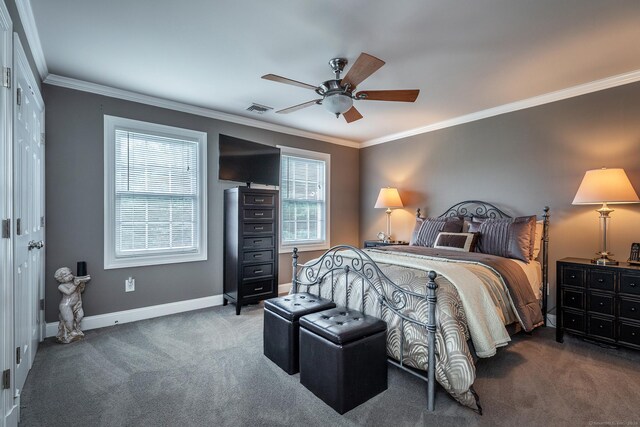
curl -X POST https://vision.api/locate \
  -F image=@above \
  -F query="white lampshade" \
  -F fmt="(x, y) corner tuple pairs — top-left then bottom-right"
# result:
(572, 168), (639, 205)
(323, 93), (353, 115)
(375, 187), (404, 209)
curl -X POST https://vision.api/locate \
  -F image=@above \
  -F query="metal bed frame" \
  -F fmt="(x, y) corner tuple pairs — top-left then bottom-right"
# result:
(290, 201), (550, 412)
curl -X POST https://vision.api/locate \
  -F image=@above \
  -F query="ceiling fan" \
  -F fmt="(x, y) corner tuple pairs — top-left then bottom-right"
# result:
(262, 53), (420, 123)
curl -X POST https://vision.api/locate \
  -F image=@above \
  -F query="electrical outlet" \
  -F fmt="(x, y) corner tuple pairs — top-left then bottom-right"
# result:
(125, 277), (135, 292)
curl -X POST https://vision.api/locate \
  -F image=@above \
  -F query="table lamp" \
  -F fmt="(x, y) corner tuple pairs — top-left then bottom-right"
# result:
(572, 168), (639, 265)
(375, 187), (403, 242)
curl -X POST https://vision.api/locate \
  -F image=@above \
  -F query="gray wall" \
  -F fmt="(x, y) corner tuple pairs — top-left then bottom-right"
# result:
(44, 84), (359, 322)
(360, 81), (640, 314)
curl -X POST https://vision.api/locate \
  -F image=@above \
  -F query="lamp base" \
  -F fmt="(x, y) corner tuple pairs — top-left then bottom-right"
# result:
(591, 255), (618, 266)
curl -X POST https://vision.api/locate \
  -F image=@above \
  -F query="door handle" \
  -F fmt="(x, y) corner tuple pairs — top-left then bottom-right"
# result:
(28, 240), (44, 250)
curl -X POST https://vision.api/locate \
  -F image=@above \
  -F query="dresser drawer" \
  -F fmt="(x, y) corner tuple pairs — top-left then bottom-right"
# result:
(620, 274), (640, 296)
(588, 315), (615, 341)
(562, 310), (585, 333)
(588, 270), (615, 292)
(242, 249), (274, 264)
(243, 193), (275, 206)
(243, 236), (274, 249)
(243, 222), (274, 235)
(562, 289), (584, 310)
(243, 263), (273, 280)
(561, 267), (585, 287)
(241, 279), (274, 297)
(619, 297), (640, 321)
(619, 321), (640, 347)
(587, 292), (614, 316)
(243, 209), (274, 220)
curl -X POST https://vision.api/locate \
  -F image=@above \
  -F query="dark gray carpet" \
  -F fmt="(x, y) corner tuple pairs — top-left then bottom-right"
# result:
(20, 304), (640, 426)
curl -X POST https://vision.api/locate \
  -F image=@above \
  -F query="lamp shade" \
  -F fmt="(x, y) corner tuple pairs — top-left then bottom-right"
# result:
(572, 168), (639, 205)
(375, 187), (404, 208)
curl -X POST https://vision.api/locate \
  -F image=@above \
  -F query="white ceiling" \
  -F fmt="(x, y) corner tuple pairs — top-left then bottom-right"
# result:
(30, 0), (640, 145)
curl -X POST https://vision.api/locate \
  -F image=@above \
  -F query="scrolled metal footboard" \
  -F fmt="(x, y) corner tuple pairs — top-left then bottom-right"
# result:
(291, 245), (439, 411)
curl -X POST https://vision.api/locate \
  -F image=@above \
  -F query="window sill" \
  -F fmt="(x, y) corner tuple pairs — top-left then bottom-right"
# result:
(279, 243), (330, 254)
(104, 251), (207, 270)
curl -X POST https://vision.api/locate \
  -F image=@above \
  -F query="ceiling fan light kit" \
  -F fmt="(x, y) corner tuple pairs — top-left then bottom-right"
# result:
(262, 52), (420, 123)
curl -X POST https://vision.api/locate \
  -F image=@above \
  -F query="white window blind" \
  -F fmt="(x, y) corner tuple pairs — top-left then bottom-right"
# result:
(115, 130), (199, 256)
(280, 147), (330, 250)
(104, 116), (207, 269)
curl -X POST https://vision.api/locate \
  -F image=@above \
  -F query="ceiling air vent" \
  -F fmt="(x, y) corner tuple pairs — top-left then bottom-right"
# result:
(246, 103), (273, 114)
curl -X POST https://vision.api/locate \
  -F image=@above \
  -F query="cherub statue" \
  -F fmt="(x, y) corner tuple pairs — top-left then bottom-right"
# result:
(55, 267), (91, 344)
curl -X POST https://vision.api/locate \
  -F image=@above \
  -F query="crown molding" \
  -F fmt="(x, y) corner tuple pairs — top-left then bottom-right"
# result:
(15, 0), (47, 79)
(361, 68), (640, 148)
(43, 74), (361, 148)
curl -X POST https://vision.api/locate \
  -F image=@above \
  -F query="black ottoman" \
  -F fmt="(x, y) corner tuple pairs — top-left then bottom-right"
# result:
(263, 293), (336, 374)
(299, 307), (388, 414)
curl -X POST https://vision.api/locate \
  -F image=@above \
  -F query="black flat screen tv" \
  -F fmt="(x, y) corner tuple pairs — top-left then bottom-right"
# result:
(218, 134), (280, 186)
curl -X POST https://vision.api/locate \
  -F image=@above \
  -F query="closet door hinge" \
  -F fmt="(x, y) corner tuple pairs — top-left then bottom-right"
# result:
(16, 218), (21, 236)
(40, 298), (45, 310)
(16, 87), (21, 106)
(15, 347), (21, 365)
(1, 219), (9, 238)
(1, 369), (9, 390)
(2, 67), (10, 88)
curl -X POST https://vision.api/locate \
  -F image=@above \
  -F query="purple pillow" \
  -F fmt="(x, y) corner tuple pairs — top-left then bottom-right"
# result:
(413, 217), (464, 247)
(468, 216), (536, 262)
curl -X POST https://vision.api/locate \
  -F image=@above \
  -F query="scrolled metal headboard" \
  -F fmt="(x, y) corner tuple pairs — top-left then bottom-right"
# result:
(438, 200), (512, 219)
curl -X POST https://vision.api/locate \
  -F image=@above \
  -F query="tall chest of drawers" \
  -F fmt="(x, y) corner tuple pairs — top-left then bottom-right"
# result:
(223, 187), (279, 315)
(556, 258), (640, 350)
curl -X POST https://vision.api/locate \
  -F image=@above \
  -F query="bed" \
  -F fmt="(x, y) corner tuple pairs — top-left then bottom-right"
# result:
(290, 201), (550, 414)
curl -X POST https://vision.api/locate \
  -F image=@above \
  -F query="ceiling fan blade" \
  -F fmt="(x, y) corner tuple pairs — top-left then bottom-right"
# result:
(341, 53), (385, 89)
(262, 74), (317, 91)
(343, 106), (363, 123)
(276, 99), (321, 114)
(356, 89), (420, 102)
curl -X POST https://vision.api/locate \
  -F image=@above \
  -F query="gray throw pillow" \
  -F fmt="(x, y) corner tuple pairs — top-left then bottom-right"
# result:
(413, 217), (464, 247)
(468, 216), (536, 262)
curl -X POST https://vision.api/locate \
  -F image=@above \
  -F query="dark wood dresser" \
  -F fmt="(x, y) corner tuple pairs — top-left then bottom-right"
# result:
(223, 187), (279, 315)
(556, 258), (640, 350)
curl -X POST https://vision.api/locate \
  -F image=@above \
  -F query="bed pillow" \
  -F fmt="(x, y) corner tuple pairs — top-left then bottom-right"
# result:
(531, 220), (544, 259)
(468, 216), (536, 262)
(409, 217), (425, 245)
(433, 232), (479, 252)
(413, 217), (464, 247)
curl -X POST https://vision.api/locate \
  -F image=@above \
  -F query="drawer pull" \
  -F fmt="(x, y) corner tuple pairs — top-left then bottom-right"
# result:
(630, 283), (637, 287)
(570, 275), (576, 279)
(599, 302), (604, 306)
(254, 269), (263, 274)
(253, 240), (262, 244)
(255, 198), (265, 202)
(597, 279), (604, 283)
(599, 325), (603, 329)
(631, 307), (637, 312)
(571, 297), (575, 301)
(253, 254), (263, 258)
(254, 226), (264, 230)
(254, 287), (264, 291)
(571, 319), (576, 323)
(633, 332), (637, 336)
(254, 212), (264, 216)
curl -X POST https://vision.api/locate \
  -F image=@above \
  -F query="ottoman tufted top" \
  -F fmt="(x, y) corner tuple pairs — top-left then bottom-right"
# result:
(264, 292), (336, 321)
(299, 307), (387, 345)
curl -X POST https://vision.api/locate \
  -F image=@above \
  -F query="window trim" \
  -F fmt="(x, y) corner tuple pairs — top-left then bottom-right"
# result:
(277, 145), (330, 254)
(104, 115), (207, 269)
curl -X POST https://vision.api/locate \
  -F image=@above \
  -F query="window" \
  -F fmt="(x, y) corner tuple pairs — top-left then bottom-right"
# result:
(278, 146), (330, 252)
(104, 116), (207, 269)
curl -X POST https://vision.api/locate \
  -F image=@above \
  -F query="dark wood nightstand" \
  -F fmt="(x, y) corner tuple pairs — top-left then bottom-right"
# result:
(556, 258), (640, 350)
(363, 240), (409, 249)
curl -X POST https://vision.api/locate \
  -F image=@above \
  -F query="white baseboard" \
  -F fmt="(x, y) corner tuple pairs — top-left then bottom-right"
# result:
(546, 314), (557, 328)
(45, 294), (224, 338)
(278, 283), (292, 294)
